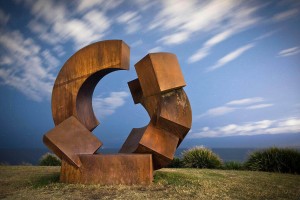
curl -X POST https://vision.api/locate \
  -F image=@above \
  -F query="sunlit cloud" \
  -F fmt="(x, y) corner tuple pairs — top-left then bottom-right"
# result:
(207, 43), (254, 71)
(189, 117), (300, 138)
(196, 97), (271, 119)
(278, 46), (300, 57)
(93, 91), (129, 118)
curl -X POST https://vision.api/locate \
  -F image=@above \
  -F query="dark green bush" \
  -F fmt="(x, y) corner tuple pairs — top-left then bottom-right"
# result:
(182, 146), (222, 169)
(39, 153), (61, 166)
(222, 161), (244, 170)
(168, 157), (183, 168)
(244, 147), (300, 174)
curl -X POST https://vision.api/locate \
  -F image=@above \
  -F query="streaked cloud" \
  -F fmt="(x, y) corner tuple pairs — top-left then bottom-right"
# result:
(272, 8), (299, 22)
(189, 117), (300, 138)
(148, 46), (163, 53)
(76, 0), (122, 12)
(131, 39), (143, 47)
(197, 97), (272, 118)
(0, 30), (56, 101)
(188, 30), (234, 63)
(198, 106), (236, 118)
(26, 0), (113, 49)
(117, 11), (141, 34)
(246, 104), (273, 110)
(93, 91), (129, 117)
(207, 43), (254, 71)
(278, 46), (300, 57)
(227, 97), (264, 106)
(150, 1), (262, 46)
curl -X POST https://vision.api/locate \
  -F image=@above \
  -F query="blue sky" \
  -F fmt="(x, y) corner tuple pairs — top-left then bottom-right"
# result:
(0, 0), (300, 149)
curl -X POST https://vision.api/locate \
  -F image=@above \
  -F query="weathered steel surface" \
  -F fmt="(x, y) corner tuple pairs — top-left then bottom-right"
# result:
(43, 40), (192, 185)
(60, 154), (153, 185)
(120, 53), (192, 169)
(52, 40), (130, 131)
(43, 116), (102, 168)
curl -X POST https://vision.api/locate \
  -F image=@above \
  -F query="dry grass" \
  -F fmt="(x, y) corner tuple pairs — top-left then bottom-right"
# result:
(1, 166), (300, 199)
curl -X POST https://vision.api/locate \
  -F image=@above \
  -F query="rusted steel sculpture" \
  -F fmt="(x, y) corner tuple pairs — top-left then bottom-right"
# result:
(43, 40), (192, 185)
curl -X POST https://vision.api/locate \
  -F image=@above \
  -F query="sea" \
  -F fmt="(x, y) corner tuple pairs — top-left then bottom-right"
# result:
(0, 148), (261, 165)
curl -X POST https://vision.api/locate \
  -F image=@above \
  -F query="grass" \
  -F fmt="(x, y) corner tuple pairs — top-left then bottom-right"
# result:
(1, 166), (300, 199)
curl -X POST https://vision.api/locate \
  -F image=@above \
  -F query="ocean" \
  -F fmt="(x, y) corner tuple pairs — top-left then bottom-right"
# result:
(0, 148), (259, 165)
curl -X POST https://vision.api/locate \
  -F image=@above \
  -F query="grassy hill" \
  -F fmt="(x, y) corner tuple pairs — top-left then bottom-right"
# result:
(1, 166), (299, 199)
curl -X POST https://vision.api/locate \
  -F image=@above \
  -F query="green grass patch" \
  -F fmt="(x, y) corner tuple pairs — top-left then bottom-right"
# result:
(1, 166), (300, 199)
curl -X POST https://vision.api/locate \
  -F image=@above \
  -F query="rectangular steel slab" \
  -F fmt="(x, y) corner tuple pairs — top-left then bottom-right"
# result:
(60, 154), (153, 185)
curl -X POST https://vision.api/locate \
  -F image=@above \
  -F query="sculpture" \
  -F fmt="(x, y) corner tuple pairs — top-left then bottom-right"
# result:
(43, 40), (192, 185)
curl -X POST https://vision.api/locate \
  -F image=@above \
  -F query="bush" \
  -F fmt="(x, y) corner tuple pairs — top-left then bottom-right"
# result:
(168, 157), (183, 168)
(244, 147), (300, 174)
(39, 153), (61, 166)
(222, 161), (244, 170)
(182, 146), (222, 169)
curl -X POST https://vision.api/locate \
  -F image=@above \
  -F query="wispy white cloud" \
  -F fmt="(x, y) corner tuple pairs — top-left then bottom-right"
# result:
(254, 30), (277, 41)
(246, 104), (273, 110)
(76, 0), (123, 12)
(149, 0), (261, 62)
(196, 97), (272, 118)
(93, 91), (129, 117)
(131, 39), (143, 47)
(148, 46), (163, 53)
(278, 46), (300, 57)
(227, 97), (264, 106)
(26, 0), (113, 49)
(207, 43), (254, 71)
(116, 11), (141, 34)
(189, 117), (300, 138)
(198, 106), (236, 118)
(272, 8), (299, 22)
(0, 30), (57, 101)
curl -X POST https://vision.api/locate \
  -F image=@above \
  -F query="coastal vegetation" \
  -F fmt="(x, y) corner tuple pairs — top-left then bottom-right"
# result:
(168, 146), (300, 174)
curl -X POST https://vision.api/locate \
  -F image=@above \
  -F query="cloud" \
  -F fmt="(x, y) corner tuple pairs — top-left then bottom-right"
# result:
(116, 11), (141, 34)
(158, 31), (190, 45)
(227, 97), (264, 106)
(196, 97), (272, 118)
(272, 8), (299, 22)
(93, 91), (129, 117)
(76, 0), (123, 12)
(246, 104), (273, 110)
(189, 117), (300, 138)
(0, 30), (57, 101)
(198, 106), (236, 118)
(148, 46), (163, 53)
(0, 9), (10, 25)
(131, 39), (143, 47)
(26, 0), (112, 49)
(278, 46), (300, 57)
(254, 30), (277, 41)
(149, 0), (262, 49)
(207, 43), (254, 71)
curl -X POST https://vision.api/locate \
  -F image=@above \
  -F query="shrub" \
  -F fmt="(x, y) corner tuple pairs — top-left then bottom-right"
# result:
(39, 153), (61, 166)
(244, 147), (300, 174)
(182, 146), (222, 169)
(167, 157), (183, 168)
(222, 161), (244, 170)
